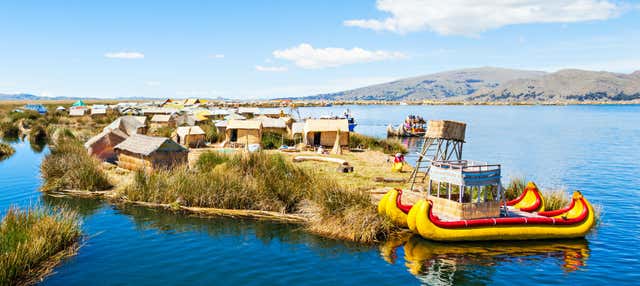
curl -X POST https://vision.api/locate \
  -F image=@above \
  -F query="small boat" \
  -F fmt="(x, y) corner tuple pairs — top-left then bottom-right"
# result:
(387, 115), (426, 137)
(407, 191), (596, 241)
(378, 184), (545, 228)
(380, 159), (597, 241)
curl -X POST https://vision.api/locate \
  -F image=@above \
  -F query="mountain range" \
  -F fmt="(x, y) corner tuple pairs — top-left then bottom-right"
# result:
(302, 67), (640, 102)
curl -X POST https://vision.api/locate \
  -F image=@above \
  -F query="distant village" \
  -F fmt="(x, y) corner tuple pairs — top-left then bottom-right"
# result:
(19, 98), (355, 171)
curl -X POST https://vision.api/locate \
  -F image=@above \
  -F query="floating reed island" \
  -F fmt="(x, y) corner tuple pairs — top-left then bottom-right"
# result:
(0, 207), (81, 286)
(10, 99), (598, 244)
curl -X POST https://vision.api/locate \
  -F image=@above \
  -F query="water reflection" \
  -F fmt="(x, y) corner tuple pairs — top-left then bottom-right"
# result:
(111, 203), (374, 252)
(381, 235), (590, 285)
(41, 194), (104, 217)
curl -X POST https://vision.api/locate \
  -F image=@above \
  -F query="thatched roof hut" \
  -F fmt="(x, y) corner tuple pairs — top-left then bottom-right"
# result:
(173, 126), (206, 148)
(255, 116), (288, 137)
(150, 114), (176, 128)
(114, 134), (188, 171)
(84, 129), (128, 162)
(225, 120), (262, 146)
(303, 119), (349, 147)
(105, 116), (147, 136)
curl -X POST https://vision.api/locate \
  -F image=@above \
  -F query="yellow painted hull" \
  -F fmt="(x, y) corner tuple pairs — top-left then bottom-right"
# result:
(377, 189), (409, 228)
(408, 192), (596, 241)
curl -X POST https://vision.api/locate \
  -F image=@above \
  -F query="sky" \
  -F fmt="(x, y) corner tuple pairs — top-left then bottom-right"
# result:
(0, 0), (639, 99)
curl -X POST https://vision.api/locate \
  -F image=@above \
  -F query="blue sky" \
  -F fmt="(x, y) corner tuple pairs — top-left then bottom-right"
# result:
(0, 0), (638, 99)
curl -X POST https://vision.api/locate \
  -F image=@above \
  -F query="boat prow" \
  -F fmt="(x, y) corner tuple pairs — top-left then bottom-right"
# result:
(506, 182), (545, 212)
(377, 188), (413, 228)
(409, 191), (596, 241)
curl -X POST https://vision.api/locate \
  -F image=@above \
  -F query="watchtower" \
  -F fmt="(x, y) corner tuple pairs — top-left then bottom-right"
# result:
(408, 120), (466, 191)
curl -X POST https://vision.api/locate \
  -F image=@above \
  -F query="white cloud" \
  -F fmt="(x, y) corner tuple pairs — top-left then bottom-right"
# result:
(104, 51), (145, 59)
(209, 54), (225, 59)
(344, 0), (622, 36)
(255, 65), (288, 72)
(273, 43), (406, 69)
(145, 81), (160, 87)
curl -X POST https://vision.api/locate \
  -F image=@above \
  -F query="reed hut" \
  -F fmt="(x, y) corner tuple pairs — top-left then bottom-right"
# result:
(69, 108), (86, 117)
(114, 134), (188, 171)
(105, 116), (147, 136)
(237, 107), (259, 118)
(255, 116), (288, 137)
(225, 120), (262, 146)
(303, 119), (349, 147)
(291, 122), (305, 142)
(150, 114), (176, 128)
(84, 129), (128, 162)
(173, 126), (206, 148)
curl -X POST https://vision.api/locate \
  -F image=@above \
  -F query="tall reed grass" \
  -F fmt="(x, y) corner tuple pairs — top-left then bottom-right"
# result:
(122, 151), (398, 243)
(41, 138), (111, 192)
(349, 133), (407, 154)
(0, 207), (81, 286)
(0, 143), (14, 161)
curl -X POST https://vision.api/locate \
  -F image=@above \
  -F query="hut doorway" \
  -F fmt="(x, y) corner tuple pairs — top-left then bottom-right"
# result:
(313, 132), (321, 145)
(230, 129), (238, 142)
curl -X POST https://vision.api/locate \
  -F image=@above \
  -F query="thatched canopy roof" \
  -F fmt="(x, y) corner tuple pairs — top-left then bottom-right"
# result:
(115, 134), (186, 156)
(291, 122), (305, 135)
(227, 119), (262, 130)
(105, 116), (147, 136)
(238, 107), (260, 114)
(255, 116), (286, 128)
(175, 126), (205, 137)
(151, 114), (173, 122)
(84, 129), (128, 148)
(304, 119), (349, 133)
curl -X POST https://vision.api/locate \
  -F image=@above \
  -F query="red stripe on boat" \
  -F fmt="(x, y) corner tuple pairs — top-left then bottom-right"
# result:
(427, 198), (589, 229)
(395, 189), (413, 214)
(538, 199), (576, 217)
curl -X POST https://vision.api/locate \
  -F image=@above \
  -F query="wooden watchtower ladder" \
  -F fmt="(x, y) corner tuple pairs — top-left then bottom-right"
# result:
(409, 120), (467, 191)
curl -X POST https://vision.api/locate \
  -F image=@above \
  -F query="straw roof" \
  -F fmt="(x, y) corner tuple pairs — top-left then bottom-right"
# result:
(115, 134), (186, 156)
(304, 119), (349, 132)
(91, 108), (107, 115)
(238, 107), (260, 114)
(214, 120), (228, 127)
(151, 114), (173, 122)
(175, 126), (205, 137)
(227, 119), (262, 130)
(224, 113), (246, 120)
(291, 122), (305, 135)
(104, 116), (147, 136)
(69, 109), (85, 116)
(255, 116), (286, 128)
(84, 129), (128, 148)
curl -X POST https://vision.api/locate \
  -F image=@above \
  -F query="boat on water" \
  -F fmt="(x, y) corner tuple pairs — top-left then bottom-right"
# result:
(378, 161), (596, 241)
(387, 115), (426, 137)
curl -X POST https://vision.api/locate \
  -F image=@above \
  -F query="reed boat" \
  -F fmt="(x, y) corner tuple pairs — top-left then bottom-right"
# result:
(387, 115), (426, 137)
(378, 183), (545, 229)
(407, 191), (596, 241)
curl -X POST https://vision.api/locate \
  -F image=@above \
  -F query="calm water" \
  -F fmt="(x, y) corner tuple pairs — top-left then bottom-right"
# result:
(1, 105), (639, 285)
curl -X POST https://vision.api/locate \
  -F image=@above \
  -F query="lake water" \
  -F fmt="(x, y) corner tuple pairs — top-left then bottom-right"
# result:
(1, 104), (639, 285)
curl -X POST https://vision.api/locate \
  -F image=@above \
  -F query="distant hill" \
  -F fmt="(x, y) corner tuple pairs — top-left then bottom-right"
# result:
(466, 69), (640, 102)
(300, 67), (640, 102)
(302, 67), (547, 101)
